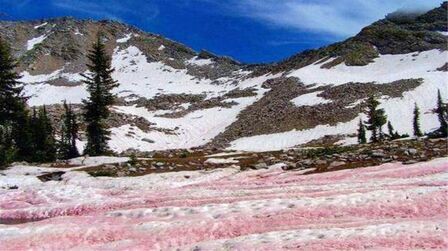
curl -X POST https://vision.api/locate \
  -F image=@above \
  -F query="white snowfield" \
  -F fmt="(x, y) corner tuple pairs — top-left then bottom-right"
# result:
(0, 157), (447, 250)
(288, 50), (447, 86)
(111, 46), (241, 100)
(19, 45), (448, 153)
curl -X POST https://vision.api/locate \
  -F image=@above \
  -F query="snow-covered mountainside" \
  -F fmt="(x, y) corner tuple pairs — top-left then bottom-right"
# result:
(0, 3), (447, 153)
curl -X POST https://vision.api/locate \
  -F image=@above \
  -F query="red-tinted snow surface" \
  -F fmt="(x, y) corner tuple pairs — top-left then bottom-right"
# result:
(1, 157), (447, 250)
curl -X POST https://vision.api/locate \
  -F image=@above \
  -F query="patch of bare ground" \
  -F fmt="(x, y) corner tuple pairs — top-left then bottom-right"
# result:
(74, 138), (447, 177)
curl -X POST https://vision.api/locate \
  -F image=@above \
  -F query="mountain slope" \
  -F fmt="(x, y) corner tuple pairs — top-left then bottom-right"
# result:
(0, 3), (447, 153)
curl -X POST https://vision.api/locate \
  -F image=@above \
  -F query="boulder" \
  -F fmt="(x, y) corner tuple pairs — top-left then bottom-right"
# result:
(328, 161), (346, 169)
(254, 162), (268, 170)
(371, 150), (386, 158)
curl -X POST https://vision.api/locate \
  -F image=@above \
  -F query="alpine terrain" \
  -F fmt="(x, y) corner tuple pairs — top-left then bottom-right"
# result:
(0, 2), (447, 251)
(0, 3), (446, 154)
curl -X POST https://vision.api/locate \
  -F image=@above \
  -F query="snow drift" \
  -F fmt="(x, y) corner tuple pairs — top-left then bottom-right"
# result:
(0, 158), (447, 250)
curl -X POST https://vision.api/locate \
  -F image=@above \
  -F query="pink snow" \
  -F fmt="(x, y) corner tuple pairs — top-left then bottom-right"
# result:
(0, 158), (447, 250)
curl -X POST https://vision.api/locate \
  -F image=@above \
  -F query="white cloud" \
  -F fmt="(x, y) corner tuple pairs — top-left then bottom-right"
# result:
(51, 0), (159, 21)
(197, 0), (443, 37)
(51, 0), (443, 37)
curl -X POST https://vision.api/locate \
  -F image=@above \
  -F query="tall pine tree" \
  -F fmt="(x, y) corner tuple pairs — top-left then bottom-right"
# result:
(0, 37), (31, 162)
(436, 89), (447, 137)
(387, 121), (395, 138)
(413, 103), (423, 137)
(364, 96), (387, 143)
(357, 119), (367, 144)
(59, 101), (80, 159)
(0, 38), (24, 124)
(82, 35), (118, 156)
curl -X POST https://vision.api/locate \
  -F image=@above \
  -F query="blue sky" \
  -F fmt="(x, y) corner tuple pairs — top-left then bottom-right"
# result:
(0, 0), (443, 63)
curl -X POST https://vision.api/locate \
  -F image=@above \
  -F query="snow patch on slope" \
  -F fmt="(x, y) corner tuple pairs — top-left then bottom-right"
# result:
(26, 34), (48, 50)
(288, 49), (447, 86)
(186, 56), (214, 66)
(205, 158), (239, 164)
(291, 91), (331, 107)
(21, 70), (89, 106)
(112, 46), (231, 100)
(117, 33), (133, 43)
(229, 118), (359, 152)
(34, 22), (47, 29)
(74, 28), (83, 36)
(24, 84), (88, 106)
(109, 96), (262, 152)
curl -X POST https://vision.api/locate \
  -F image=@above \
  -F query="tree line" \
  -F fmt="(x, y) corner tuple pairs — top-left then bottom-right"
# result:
(0, 35), (117, 167)
(357, 92), (448, 144)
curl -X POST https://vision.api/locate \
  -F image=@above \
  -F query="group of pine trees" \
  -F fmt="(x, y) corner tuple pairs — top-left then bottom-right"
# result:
(0, 35), (117, 167)
(357, 92), (448, 144)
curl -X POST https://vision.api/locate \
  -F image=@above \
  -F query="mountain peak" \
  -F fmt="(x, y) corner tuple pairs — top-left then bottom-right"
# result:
(254, 3), (447, 76)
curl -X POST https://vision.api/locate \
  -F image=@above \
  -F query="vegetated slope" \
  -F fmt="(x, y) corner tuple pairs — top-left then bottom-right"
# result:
(0, 3), (447, 153)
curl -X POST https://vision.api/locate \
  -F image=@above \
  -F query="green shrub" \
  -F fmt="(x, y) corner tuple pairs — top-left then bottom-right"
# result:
(128, 153), (138, 166)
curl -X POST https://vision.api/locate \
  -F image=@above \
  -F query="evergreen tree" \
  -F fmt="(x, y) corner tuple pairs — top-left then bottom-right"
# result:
(377, 109), (387, 141)
(41, 106), (57, 161)
(59, 101), (80, 159)
(0, 38), (31, 162)
(387, 121), (395, 138)
(0, 38), (24, 124)
(31, 106), (56, 162)
(413, 103), (423, 137)
(364, 96), (387, 143)
(82, 35), (118, 156)
(357, 119), (367, 144)
(387, 121), (401, 140)
(0, 123), (16, 167)
(436, 89), (447, 137)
